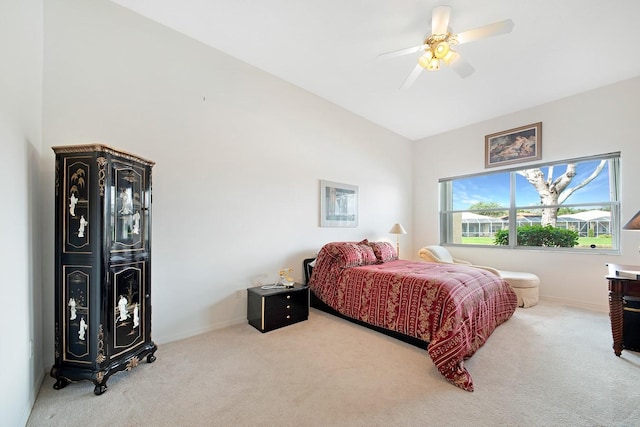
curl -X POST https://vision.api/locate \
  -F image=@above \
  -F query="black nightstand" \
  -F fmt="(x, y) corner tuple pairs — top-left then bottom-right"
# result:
(247, 283), (309, 332)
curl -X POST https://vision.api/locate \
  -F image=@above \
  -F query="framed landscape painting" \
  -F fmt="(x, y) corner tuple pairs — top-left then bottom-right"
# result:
(485, 122), (542, 168)
(320, 180), (358, 227)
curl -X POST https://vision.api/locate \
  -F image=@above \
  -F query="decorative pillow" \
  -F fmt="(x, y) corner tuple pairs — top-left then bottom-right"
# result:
(323, 242), (365, 268)
(357, 239), (378, 265)
(369, 241), (398, 263)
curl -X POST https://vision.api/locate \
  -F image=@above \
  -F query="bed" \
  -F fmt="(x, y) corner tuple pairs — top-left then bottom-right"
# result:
(305, 240), (517, 391)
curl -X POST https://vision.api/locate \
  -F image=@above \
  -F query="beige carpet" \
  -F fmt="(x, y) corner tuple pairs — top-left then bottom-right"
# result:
(28, 301), (640, 427)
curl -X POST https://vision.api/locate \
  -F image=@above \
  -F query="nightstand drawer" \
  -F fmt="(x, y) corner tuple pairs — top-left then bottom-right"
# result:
(247, 284), (309, 333)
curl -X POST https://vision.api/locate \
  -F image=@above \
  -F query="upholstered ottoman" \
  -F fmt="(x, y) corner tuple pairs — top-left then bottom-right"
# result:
(499, 270), (540, 308)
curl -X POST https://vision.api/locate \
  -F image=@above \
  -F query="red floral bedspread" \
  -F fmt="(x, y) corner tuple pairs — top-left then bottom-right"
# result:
(309, 242), (517, 391)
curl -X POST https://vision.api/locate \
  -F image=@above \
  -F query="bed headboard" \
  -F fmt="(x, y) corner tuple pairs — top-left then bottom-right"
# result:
(303, 258), (315, 285)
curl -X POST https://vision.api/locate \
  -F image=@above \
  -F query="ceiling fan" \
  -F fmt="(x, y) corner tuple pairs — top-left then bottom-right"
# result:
(378, 5), (514, 89)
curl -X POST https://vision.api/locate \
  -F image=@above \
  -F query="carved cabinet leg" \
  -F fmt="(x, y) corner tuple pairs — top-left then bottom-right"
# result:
(53, 378), (69, 390)
(609, 289), (624, 356)
(93, 383), (107, 396)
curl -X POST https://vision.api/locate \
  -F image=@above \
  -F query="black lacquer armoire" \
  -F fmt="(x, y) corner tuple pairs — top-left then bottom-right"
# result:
(50, 144), (156, 395)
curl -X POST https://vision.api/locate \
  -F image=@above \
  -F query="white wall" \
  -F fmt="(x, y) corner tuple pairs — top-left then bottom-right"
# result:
(413, 76), (640, 311)
(41, 0), (413, 367)
(0, 0), (44, 425)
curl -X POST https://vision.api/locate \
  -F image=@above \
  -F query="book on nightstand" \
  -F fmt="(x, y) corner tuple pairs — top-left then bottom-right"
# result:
(616, 270), (640, 280)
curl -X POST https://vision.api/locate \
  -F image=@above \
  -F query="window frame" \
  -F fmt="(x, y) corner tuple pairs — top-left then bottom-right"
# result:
(438, 152), (621, 254)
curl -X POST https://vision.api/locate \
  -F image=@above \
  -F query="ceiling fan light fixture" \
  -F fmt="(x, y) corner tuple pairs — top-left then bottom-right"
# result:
(442, 50), (457, 65)
(417, 50), (433, 69)
(434, 41), (450, 59)
(426, 57), (440, 71)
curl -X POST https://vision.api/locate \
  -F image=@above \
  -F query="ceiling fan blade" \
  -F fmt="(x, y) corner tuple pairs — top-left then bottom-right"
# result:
(377, 45), (425, 61)
(455, 19), (514, 45)
(447, 52), (475, 78)
(401, 64), (423, 90)
(431, 5), (451, 35)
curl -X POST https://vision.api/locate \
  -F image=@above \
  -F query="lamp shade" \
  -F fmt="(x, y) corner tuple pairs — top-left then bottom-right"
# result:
(434, 41), (450, 59)
(623, 210), (640, 230)
(389, 223), (407, 234)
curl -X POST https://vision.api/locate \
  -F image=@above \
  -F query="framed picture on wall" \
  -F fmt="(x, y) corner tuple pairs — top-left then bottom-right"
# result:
(320, 180), (358, 227)
(485, 122), (542, 168)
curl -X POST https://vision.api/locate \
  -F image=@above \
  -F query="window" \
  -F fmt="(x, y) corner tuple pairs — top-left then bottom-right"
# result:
(439, 152), (620, 252)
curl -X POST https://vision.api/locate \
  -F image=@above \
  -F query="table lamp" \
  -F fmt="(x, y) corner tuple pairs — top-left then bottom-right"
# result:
(623, 211), (640, 231)
(389, 223), (407, 258)
(623, 210), (640, 254)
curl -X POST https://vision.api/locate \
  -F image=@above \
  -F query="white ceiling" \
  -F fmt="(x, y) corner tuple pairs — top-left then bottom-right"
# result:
(110, 0), (640, 141)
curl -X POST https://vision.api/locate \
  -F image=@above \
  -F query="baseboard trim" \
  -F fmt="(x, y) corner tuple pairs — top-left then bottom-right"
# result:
(539, 296), (608, 313)
(154, 317), (248, 345)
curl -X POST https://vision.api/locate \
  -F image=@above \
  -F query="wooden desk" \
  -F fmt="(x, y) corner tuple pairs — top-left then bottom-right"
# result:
(606, 263), (640, 356)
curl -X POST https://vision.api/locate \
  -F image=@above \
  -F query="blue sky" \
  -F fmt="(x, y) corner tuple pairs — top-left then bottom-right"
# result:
(452, 159), (611, 210)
